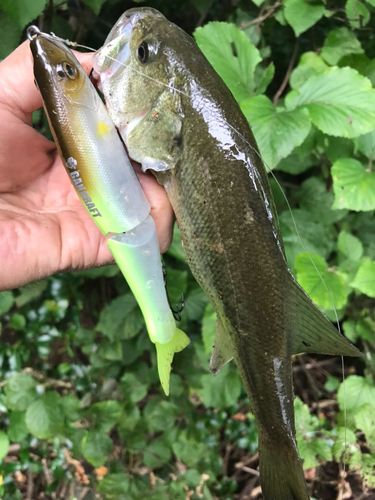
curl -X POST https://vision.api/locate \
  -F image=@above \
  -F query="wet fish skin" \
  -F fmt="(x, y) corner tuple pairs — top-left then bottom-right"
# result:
(93, 9), (361, 499)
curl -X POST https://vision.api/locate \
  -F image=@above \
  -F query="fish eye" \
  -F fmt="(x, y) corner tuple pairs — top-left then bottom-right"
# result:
(63, 62), (77, 79)
(138, 42), (149, 63)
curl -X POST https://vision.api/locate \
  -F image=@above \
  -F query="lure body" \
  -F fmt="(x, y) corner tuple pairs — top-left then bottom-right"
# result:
(29, 32), (189, 394)
(93, 9), (361, 500)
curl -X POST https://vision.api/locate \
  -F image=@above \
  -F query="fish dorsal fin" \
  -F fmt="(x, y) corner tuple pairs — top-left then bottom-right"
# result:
(209, 317), (233, 375)
(288, 277), (361, 357)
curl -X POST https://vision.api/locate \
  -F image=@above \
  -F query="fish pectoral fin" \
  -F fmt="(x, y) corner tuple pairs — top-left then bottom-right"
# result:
(288, 277), (362, 357)
(209, 318), (233, 375)
(155, 328), (190, 396)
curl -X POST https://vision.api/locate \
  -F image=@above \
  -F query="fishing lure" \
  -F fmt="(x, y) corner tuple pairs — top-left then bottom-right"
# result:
(27, 26), (190, 395)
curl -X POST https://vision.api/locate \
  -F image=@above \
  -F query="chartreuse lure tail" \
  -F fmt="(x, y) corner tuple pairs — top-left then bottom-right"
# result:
(29, 30), (189, 394)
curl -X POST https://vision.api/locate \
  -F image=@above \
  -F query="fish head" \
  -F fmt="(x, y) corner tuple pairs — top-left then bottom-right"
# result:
(30, 34), (90, 107)
(92, 8), (189, 133)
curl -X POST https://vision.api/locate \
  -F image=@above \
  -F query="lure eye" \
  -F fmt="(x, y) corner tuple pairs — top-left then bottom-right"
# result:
(138, 42), (149, 63)
(63, 62), (76, 79)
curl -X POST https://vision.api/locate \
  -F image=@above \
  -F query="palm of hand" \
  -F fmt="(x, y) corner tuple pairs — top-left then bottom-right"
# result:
(0, 42), (173, 290)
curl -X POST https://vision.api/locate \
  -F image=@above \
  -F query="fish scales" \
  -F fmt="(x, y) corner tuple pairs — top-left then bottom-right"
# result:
(93, 8), (361, 499)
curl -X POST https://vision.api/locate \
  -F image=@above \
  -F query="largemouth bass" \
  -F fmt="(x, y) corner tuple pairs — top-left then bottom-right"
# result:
(93, 8), (361, 500)
(28, 28), (190, 395)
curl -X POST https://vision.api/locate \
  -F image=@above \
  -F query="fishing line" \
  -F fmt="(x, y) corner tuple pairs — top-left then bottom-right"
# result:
(40, 29), (349, 494)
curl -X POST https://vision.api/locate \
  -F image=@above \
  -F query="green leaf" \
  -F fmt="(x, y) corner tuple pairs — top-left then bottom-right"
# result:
(284, 0), (325, 37)
(144, 399), (178, 432)
(82, 430), (113, 467)
(194, 22), (262, 103)
(202, 302), (216, 355)
(339, 54), (375, 87)
(120, 372), (148, 403)
(172, 432), (206, 467)
(0, 9), (23, 59)
(337, 375), (375, 412)
(167, 225), (185, 262)
(185, 283), (209, 321)
(97, 473), (130, 498)
(332, 426), (357, 460)
(289, 68), (375, 138)
(346, 0), (370, 29)
(254, 62), (275, 95)
(0, 431), (9, 460)
(6, 374), (37, 411)
(338, 231), (363, 261)
(350, 259), (375, 297)
(86, 400), (122, 432)
(294, 177), (347, 224)
(81, 0), (107, 15)
(9, 313), (26, 330)
(96, 294), (143, 341)
(0, 290), (14, 316)
(0, 0), (47, 29)
(200, 366), (242, 410)
(355, 130), (375, 159)
(290, 52), (328, 89)
(321, 27), (363, 66)
(295, 253), (348, 310)
(241, 95), (311, 169)
(165, 268), (188, 308)
(15, 280), (48, 308)
(25, 392), (64, 439)
(332, 158), (375, 211)
(279, 209), (335, 267)
(355, 403), (375, 447)
(143, 437), (172, 468)
(8, 411), (28, 442)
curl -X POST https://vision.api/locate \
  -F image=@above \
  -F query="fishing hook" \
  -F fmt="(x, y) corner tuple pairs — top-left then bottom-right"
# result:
(162, 265), (184, 321)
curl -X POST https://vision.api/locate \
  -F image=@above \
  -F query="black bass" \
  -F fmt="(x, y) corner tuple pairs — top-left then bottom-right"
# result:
(93, 8), (361, 500)
(28, 27), (189, 396)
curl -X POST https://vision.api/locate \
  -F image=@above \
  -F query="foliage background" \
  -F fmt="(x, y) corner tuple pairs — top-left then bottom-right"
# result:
(0, 0), (375, 498)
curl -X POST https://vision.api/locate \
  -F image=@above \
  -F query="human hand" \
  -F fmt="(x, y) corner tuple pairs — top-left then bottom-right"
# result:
(0, 41), (174, 291)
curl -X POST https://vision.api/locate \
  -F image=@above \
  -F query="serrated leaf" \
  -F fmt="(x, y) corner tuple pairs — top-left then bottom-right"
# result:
(332, 426), (357, 460)
(337, 375), (375, 412)
(96, 294), (143, 340)
(350, 259), (375, 297)
(295, 253), (347, 310)
(144, 399), (178, 432)
(355, 404), (375, 447)
(120, 372), (148, 403)
(241, 95), (311, 169)
(8, 411), (28, 442)
(279, 209), (335, 267)
(289, 67), (375, 138)
(339, 54), (375, 87)
(0, 431), (9, 460)
(82, 430), (112, 467)
(0, 290), (14, 316)
(254, 62), (275, 95)
(143, 437), (172, 468)
(200, 365), (242, 410)
(346, 0), (370, 29)
(1, 0), (47, 29)
(6, 374), (37, 411)
(82, 0), (107, 15)
(172, 433), (205, 467)
(332, 158), (375, 211)
(338, 231), (363, 261)
(26, 392), (64, 439)
(355, 130), (375, 159)
(165, 268), (188, 308)
(97, 473), (130, 497)
(284, 0), (325, 37)
(194, 22), (262, 103)
(184, 283), (209, 321)
(290, 52), (328, 89)
(294, 177), (347, 224)
(86, 400), (122, 432)
(321, 27), (363, 66)
(15, 280), (48, 308)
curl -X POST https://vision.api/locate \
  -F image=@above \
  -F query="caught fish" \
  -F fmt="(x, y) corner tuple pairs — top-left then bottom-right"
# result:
(93, 8), (362, 500)
(28, 27), (190, 396)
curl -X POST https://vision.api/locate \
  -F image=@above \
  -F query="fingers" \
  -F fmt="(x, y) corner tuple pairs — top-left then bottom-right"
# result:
(136, 169), (174, 253)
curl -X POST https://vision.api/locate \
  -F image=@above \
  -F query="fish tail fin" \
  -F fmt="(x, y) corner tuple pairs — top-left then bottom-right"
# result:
(155, 328), (190, 396)
(259, 432), (310, 500)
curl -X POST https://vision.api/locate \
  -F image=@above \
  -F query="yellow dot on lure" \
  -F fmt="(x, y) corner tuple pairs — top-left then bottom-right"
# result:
(96, 120), (112, 137)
